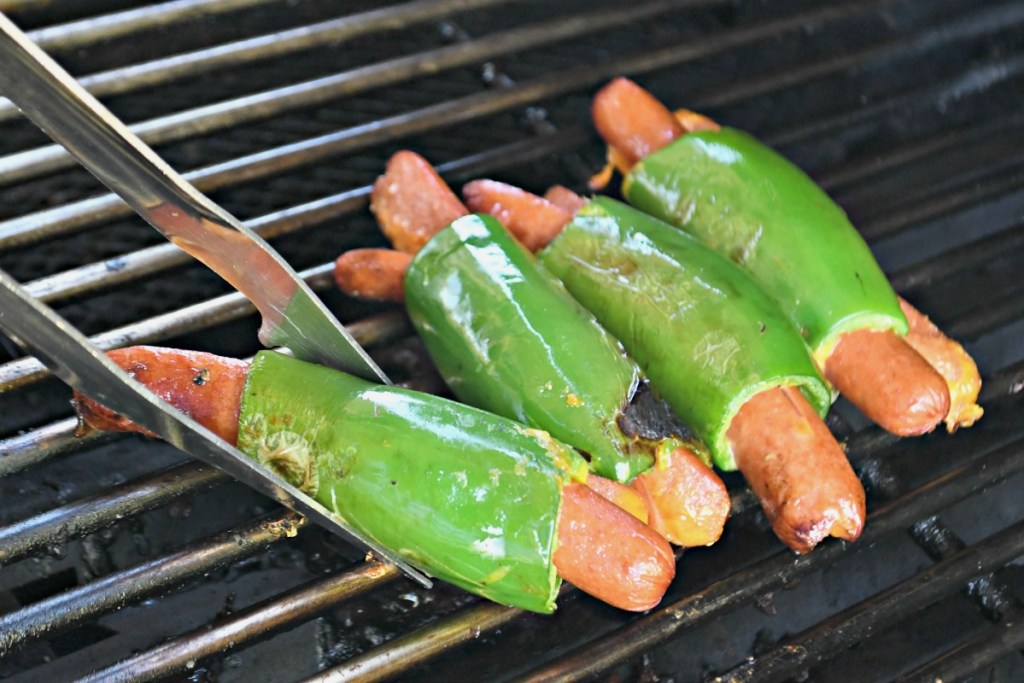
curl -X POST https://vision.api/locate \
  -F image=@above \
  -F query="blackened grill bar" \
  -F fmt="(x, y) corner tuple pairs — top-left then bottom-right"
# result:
(0, 1), (1022, 681)
(0, 0), (1006, 247)
(0, 0), (702, 184)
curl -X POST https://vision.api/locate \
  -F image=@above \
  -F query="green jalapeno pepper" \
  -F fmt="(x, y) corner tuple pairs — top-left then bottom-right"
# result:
(237, 350), (587, 614)
(623, 128), (907, 367)
(404, 213), (699, 484)
(539, 197), (832, 471)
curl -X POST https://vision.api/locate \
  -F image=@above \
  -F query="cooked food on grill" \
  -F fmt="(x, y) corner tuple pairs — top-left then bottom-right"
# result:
(341, 152), (730, 549)
(74, 346), (675, 614)
(590, 77), (982, 435)
(336, 153), (864, 554)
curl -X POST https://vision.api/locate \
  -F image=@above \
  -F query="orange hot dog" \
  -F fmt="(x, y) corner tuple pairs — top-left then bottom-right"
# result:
(370, 150), (467, 254)
(899, 297), (983, 431)
(631, 445), (731, 548)
(462, 179), (573, 252)
(727, 386), (865, 554)
(333, 248), (411, 302)
(556, 482), (675, 612)
(74, 346), (248, 443)
(824, 328), (951, 437)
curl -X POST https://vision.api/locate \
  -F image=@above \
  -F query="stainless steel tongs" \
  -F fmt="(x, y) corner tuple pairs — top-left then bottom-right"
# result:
(0, 11), (429, 586)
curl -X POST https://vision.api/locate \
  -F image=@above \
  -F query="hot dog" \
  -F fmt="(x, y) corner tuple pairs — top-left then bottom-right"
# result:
(589, 77), (979, 436)
(333, 248), (412, 302)
(74, 345), (674, 613)
(726, 386), (864, 551)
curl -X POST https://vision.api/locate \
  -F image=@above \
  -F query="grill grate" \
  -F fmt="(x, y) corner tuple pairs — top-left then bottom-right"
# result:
(1, 0), (1022, 681)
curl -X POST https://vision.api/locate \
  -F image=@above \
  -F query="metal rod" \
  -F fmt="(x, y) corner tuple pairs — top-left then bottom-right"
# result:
(716, 519), (1024, 683)
(0, 461), (224, 566)
(0, 0), (993, 250)
(309, 601), (521, 683)
(0, 0), (519, 122)
(0, 416), (108, 476)
(0, 510), (306, 653)
(889, 223), (1024, 294)
(78, 561), (402, 682)
(0, 0), (699, 185)
(896, 616), (1024, 683)
(23, 0), (281, 52)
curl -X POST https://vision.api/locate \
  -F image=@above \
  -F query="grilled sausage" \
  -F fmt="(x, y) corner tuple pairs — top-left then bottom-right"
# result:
(899, 297), (983, 431)
(726, 385), (865, 553)
(370, 151), (467, 253)
(824, 328), (950, 436)
(461, 179), (572, 252)
(333, 248), (411, 302)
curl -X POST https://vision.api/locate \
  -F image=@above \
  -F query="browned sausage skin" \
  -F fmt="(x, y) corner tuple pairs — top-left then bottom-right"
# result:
(824, 328), (951, 436)
(461, 179), (572, 252)
(74, 345), (674, 612)
(556, 482), (675, 612)
(333, 248), (411, 302)
(727, 386), (866, 553)
(74, 346), (249, 443)
(370, 150), (467, 253)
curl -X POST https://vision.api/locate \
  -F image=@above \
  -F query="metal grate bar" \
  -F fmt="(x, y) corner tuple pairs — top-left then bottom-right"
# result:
(79, 561), (401, 683)
(0, 510), (305, 654)
(22, 0), (280, 52)
(0, 0), (1005, 254)
(0, 0), (697, 185)
(0, 462), (223, 566)
(0, 114), (586, 251)
(308, 601), (521, 683)
(698, 0), (1024, 115)
(0, 0), (518, 123)
(889, 222), (1024, 294)
(0, 417), (109, 477)
(897, 615), (1024, 683)
(819, 113), (1024, 192)
(716, 520), (1024, 683)
(0, 0), (975, 250)
(514, 422), (1024, 682)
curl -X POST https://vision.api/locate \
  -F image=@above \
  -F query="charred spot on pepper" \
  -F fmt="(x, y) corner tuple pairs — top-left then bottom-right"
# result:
(617, 381), (695, 443)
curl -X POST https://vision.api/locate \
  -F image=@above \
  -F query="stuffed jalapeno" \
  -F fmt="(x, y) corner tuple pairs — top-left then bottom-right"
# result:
(74, 346), (675, 613)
